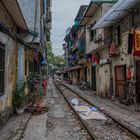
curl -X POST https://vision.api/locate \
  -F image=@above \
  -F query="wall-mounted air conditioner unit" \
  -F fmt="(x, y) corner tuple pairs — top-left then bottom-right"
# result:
(94, 34), (102, 43)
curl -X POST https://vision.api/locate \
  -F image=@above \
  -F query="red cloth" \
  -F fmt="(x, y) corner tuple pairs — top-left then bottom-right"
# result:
(127, 67), (132, 81)
(92, 53), (96, 63)
(109, 42), (117, 55)
(92, 53), (100, 64)
(42, 80), (47, 89)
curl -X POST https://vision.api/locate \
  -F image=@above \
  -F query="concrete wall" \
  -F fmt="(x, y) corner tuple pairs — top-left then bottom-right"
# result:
(96, 14), (134, 98)
(96, 47), (110, 96)
(78, 62), (92, 87)
(86, 3), (114, 54)
(111, 15), (134, 96)
(17, 0), (41, 43)
(0, 2), (18, 127)
(18, 45), (25, 82)
(86, 8), (102, 54)
(96, 64), (110, 97)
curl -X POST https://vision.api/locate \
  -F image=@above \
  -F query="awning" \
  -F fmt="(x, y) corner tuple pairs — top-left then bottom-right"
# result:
(79, 0), (117, 26)
(92, 0), (140, 29)
(2, 0), (28, 30)
(79, 1), (99, 26)
(66, 66), (82, 72)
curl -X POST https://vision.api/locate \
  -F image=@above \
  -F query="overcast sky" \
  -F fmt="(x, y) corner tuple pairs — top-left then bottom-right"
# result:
(51, 0), (91, 55)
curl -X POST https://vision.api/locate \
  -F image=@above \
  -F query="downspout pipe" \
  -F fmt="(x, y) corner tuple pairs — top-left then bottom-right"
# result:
(30, 0), (37, 45)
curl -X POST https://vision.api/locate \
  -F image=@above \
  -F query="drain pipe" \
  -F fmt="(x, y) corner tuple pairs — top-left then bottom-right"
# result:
(30, 0), (37, 45)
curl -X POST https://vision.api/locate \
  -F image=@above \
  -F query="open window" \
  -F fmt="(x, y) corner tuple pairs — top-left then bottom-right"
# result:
(114, 25), (121, 46)
(89, 21), (96, 41)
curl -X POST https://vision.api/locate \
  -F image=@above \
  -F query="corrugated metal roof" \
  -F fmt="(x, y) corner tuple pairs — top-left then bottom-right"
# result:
(92, 0), (140, 29)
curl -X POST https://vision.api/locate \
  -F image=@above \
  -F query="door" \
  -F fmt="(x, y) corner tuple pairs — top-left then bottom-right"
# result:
(92, 66), (96, 91)
(115, 65), (126, 99)
(136, 61), (140, 103)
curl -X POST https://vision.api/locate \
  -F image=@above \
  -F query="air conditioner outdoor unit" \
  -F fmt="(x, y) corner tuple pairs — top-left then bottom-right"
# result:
(94, 34), (102, 43)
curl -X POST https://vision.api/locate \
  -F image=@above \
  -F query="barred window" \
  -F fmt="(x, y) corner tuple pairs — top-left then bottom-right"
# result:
(0, 46), (5, 96)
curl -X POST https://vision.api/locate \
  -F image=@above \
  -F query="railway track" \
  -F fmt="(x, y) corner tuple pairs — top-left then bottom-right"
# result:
(54, 80), (139, 140)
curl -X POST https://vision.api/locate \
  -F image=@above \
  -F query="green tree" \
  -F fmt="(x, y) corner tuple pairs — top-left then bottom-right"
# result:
(46, 42), (65, 73)
(47, 42), (54, 64)
(53, 55), (65, 68)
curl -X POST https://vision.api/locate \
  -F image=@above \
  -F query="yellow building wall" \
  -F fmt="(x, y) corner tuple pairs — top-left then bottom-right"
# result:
(0, 2), (18, 127)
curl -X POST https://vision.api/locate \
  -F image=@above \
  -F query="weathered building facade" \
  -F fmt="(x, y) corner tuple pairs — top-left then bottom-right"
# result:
(79, 1), (115, 91)
(0, 0), (27, 127)
(64, 0), (140, 108)
(92, 0), (140, 104)
(0, 0), (51, 127)
(64, 5), (88, 84)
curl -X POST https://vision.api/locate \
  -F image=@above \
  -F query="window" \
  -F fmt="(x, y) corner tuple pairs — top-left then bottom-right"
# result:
(0, 46), (5, 95)
(114, 26), (121, 46)
(90, 30), (94, 41)
(89, 22), (96, 41)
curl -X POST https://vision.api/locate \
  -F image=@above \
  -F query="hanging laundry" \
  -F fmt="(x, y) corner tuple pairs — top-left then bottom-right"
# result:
(126, 67), (132, 81)
(109, 42), (118, 55)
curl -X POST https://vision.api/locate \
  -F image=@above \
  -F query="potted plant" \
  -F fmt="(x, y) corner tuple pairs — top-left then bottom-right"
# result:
(13, 80), (26, 115)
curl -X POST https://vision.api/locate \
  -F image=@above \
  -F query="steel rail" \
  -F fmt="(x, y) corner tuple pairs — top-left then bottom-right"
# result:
(57, 80), (140, 139)
(54, 81), (96, 140)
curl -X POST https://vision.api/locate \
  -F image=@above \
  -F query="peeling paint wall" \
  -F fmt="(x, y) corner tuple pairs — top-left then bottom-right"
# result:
(17, 0), (41, 43)
(96, 64), (110, 97)
(86, 7), (102, 54)
(97, 14), (135, 98)
(86, 3), (114, 54)
(0, 2), (18, 127)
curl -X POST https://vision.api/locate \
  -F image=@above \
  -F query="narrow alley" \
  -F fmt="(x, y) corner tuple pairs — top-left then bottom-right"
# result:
(0, 0), (140, 140)
(21, 78), (91, 140)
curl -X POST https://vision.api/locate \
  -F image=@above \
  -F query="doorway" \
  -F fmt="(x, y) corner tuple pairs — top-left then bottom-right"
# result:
(136, 60), (140, 103)
(115, 65), (126, 99)
(92, 66), (96, 91)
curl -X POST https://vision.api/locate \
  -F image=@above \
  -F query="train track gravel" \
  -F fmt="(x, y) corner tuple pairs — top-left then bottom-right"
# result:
(55, 80), (139, 140)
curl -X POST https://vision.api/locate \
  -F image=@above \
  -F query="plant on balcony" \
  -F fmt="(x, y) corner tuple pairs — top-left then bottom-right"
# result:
(13, 80), (26, 114)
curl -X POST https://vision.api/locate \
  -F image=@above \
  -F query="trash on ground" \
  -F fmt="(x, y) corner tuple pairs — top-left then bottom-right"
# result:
(71, 98), (79, 105)
(80, 111), (107, 120)
(100, 107), (105, 110)
(90, 107), (98, 111)
(74, 105), (90, 112)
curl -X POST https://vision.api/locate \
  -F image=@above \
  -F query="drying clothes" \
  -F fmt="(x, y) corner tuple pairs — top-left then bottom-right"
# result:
(109, 42), (118, 55)
(92, 52), (100, 64)
(128, 33), (134, 54)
